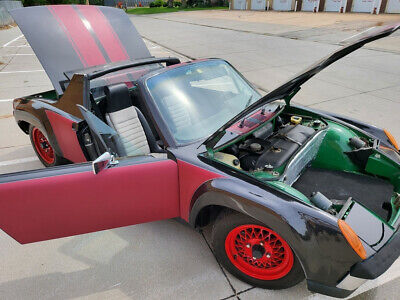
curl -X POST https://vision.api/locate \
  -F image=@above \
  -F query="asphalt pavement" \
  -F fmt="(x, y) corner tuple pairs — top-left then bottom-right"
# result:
(0, 10), (399, 300)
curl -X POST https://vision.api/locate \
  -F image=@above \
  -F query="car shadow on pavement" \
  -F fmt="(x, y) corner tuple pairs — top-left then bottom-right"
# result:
(0, 219), (238, 299)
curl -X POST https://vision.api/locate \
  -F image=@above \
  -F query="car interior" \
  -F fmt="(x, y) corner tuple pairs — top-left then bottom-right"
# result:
(89, 82), (166, 160)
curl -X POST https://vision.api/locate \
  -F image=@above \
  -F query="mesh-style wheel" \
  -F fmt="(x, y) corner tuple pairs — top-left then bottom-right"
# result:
(212, 211), (304, 289)
(29, 125), (66, 167)
(31, 127), (55, 165)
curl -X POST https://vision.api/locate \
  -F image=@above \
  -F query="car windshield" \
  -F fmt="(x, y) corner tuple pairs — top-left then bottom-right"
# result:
(146, 60), (261, 144)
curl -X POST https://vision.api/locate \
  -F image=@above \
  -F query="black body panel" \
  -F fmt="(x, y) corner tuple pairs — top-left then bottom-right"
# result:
(351, 230), (400, 279)
(307, 280), (354, 298)
(188, 177), (362, 286)
(175, 141), (362, 288)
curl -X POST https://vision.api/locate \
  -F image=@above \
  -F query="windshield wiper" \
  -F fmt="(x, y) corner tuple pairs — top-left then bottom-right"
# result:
(239, 95), (253, 128)
(244, 95), (253, 109)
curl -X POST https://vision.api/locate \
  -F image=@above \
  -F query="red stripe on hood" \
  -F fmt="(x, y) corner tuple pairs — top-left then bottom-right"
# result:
(49, 5), (106, 67)
(78, 6), (129, 62)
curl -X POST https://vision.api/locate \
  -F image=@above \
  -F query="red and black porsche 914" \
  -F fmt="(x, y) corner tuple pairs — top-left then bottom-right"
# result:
(1, 5), (400, 298)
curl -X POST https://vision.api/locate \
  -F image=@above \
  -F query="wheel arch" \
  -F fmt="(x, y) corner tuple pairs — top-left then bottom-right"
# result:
(17, 120), (30, 134)
(189, 177), (361, 286)
(14, 99), (82, 160)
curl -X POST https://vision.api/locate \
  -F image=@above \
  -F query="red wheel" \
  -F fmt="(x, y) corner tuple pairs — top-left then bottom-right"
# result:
(29, 125), (67, 167)
(212, 211), (304, 289)
(225, 224), (294, 280)
(32, 127), (55, 165)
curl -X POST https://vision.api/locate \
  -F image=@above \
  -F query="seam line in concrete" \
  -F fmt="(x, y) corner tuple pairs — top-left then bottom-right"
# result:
(200, 230), (238, 297)
(142, 36), (196, 60)
(220, 287), (256, 300)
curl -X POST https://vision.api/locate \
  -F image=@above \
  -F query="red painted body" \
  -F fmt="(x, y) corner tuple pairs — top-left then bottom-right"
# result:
(177, 160), (223, 221)
(46, 110), (87, 163)
(77, 6), (129, 62)
(48, 5), (106, 67)
(0, 160), (179, 244)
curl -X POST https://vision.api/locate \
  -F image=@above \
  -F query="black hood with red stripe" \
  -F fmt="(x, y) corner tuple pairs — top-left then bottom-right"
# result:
(11, 5), (151, 96)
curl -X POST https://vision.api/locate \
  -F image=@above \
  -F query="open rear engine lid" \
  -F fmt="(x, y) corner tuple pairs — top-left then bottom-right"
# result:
(10, 5), (151, 96)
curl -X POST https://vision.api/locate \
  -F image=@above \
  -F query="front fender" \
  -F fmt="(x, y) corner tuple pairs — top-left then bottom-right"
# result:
(190, 178), (361, 286)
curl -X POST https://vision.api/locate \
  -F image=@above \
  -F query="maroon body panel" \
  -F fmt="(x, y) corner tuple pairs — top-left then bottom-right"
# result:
(46, 110), (87, 163)
(227, 110), (275, 135)
(0, 160), (179, 244)
(177, 160), (223, 221)
(78, 5), (129, 63)
(49, 5), (107, 68)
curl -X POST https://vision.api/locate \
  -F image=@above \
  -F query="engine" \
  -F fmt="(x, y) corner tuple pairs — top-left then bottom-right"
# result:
(218, 115), (326, 174)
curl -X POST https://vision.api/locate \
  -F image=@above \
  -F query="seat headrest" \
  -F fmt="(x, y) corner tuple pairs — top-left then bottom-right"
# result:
(105, 83), (132, 113)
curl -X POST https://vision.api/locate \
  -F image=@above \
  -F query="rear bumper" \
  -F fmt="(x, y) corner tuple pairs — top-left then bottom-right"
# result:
(308, 230), (400, 298)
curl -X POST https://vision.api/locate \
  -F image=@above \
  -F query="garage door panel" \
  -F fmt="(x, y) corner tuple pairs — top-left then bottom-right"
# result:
(251, 0), (266, 10)
(325, 0), (342, 11)
(273, 0), (293, 10)
(386, 0), (400, 12)
(352, 0), (374, 12)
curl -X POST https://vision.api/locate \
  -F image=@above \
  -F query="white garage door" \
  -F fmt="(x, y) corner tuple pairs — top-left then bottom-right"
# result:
(234, 0), (247, 9)
(302, 0), (320, 10)
(273, 0), (292, 10)
(251, 0), (266, 9)
(324, 0), (342, 11)
(352, 0), (374, 12)
(386, 0), (400, 12)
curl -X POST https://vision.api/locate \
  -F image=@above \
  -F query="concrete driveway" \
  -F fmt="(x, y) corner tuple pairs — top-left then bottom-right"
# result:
(0, 10), (400, 299)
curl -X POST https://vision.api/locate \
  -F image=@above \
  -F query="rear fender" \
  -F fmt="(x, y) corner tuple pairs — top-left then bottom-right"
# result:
(14, 98), (84, 161)
(189, 177), (361, 285)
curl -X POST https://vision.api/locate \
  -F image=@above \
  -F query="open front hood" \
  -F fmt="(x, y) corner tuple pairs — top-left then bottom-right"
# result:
(11, 5), (151, 96)
(203, 24), (400, 149)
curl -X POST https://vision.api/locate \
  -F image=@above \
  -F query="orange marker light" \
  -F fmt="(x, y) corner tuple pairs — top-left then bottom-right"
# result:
(338, 219), (367, 260)
(384, 129), (399, 151)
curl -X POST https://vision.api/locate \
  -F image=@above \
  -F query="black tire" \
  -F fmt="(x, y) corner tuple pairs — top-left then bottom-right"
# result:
(211, 211), (304, 289)
(29, 125), (65, 167)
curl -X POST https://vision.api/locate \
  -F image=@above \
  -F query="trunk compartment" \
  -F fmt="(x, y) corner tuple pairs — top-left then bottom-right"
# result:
(293, 167), (394, 221)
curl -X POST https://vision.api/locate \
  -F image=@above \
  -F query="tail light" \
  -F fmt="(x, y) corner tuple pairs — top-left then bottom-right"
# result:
(338, 219), (367, 260)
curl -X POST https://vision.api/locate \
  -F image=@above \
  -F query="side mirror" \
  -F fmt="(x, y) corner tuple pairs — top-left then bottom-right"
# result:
(92, 152), (118, 174)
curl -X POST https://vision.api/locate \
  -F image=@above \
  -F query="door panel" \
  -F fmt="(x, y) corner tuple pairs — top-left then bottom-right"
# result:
(0, 159), (179, 244)
(46, 110), (87, 163)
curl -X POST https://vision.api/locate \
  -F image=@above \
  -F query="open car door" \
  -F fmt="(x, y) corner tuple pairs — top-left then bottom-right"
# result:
(0, 110), (179, 244)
